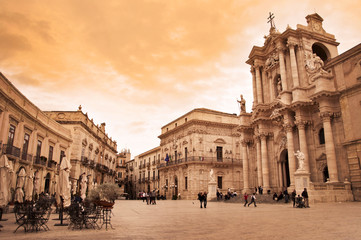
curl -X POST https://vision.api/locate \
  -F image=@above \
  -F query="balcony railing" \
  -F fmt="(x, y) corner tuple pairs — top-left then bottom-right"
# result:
(81, 156), (89, 165)
(21, 151), (33, 163)
(33, 156), (47, 166)
(47, 159), (57, 169)
(89, 160), (95, 169)
(158, 156), (242, 168)
(2, 144), (21, 158)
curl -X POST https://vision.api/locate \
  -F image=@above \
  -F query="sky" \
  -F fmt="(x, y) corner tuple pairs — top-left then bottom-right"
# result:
(1, 0), (360, 157)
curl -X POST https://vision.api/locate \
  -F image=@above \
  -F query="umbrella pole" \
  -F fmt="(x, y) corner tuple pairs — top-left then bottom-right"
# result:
(0, 208), (8, 221)
(54, 198), (68, 226)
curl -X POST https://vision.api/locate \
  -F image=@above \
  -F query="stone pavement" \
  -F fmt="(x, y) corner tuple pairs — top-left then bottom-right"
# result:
(1, 200), (361, 240)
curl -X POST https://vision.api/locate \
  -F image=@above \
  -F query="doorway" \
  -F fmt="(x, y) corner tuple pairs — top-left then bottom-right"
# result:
(280, 149), (290, 187)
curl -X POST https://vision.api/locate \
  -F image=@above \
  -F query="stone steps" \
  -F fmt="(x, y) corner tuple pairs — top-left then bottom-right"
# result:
(212, 194), (292, 204)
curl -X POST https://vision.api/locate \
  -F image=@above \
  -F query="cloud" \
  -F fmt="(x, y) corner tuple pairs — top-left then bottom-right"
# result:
(0, 0), (360, 156)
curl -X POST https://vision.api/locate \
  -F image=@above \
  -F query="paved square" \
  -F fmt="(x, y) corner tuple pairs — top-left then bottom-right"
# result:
(1, 200), (361, 240)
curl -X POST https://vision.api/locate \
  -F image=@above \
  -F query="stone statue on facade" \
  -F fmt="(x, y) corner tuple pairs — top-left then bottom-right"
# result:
(305, 52), (332, 82)
(209, 169), (215, 182)
(265, 52), (279, 70)
(276, 77), (282, 95)
(238, 95), (246, 113)
(294, 150), (305, 170)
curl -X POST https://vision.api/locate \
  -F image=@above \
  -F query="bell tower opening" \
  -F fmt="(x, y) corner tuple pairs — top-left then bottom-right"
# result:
(312, 43), (330, 62)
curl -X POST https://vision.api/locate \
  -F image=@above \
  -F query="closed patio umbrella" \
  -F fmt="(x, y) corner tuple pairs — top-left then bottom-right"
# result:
(24, 170), (34, 201)
(80, 173), (87, 200)
(0, 154), (12, 207)
(58, 156), (71, 207)
(33, 171), (40, 196)
(14, 168), (26, 203)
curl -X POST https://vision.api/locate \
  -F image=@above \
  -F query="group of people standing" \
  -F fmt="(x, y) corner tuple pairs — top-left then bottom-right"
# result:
(243, 188), (310, 208)
(197, 192), (208, 208)
(139, 191), (157, 205)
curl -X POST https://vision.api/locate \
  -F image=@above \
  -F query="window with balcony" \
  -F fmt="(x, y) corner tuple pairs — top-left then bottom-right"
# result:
(48, 146), (54, 162)
(7, 124), (16, 146)
(36, 140), (42, 158)
(216, 146), (223, 162)
(185, 147), (188, 161)
(22, 133), (30, 160)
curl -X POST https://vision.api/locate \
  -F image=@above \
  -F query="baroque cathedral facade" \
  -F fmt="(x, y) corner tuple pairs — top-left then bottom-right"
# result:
(127, 13), (361, 202)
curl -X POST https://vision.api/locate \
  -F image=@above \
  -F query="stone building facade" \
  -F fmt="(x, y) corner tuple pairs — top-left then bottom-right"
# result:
(243, 13), (360, 202)
(0, 73), (72, 198)
(157, 108), (244, 200)
(116, 149), (131, 194)
(44, 108), (118, 195)
(133, 147), (161, 195)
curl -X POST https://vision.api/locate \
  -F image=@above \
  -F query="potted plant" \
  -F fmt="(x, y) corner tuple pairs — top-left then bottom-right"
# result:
(88, 183), (118, 208)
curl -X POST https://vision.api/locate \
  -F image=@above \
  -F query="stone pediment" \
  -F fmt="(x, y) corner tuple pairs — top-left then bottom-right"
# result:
(316, 153), (327, 161)
(214, 138), (226, 144)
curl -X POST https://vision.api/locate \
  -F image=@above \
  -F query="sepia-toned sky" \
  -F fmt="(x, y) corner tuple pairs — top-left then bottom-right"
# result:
(1, 0), (360, 157)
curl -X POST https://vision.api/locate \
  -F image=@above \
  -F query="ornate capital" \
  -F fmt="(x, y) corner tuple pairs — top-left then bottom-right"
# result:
(295, 120), (311, 129)
(283, 123), (294, 132)
(319, 111), (333, 122)
(287, 39), (298, 48)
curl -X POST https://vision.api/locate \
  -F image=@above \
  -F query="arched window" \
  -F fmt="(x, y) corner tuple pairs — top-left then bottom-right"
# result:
(319, 128), (325, 145)
(312, 43), (330, 62)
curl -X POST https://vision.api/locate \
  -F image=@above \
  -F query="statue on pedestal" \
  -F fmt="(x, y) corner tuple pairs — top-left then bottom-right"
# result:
(238, 95), (246, 113)
(294, 150), (305, 170)
(209, 169), (215, 182)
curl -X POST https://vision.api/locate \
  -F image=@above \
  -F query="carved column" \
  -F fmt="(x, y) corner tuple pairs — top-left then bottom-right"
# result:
(284, 124), (296, 187)
(254, 64), (263, 103)
(296, 121), (310, 172)
(278, 47), (288, 91)
(256, 137), (263, 186)
(320, 112), (339, 182)
(287, 39), (300, 88)
(251, 67), (258, 105)
(277, 161), (283, 187)
(260, 134), (270, 189)
(242, 141), (249, 190)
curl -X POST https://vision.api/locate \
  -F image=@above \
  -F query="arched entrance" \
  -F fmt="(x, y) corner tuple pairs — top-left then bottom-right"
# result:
(44, 173), (50, 193)
(322, 165), (329, 182)
(280, 149), (290, 188)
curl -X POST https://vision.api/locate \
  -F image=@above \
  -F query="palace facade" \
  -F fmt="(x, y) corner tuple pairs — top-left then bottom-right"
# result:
(44, 109), (118, 194)
(0, 72), (121, 201)
(0, 73), (72, 197)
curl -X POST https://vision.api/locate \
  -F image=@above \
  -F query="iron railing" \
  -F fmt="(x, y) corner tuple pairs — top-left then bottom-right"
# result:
(158, 156), (242, 168)
(2, 144), (21, 158)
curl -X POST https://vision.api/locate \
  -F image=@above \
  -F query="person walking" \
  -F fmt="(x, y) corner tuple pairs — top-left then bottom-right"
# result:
(302, 188), (309, 208)
(198, 192), (204, 208)
(248, 193), (257, 207)
(203, 192), (208, 208)
(243, 192), (249, 207)
(291, 189), (296, 208)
